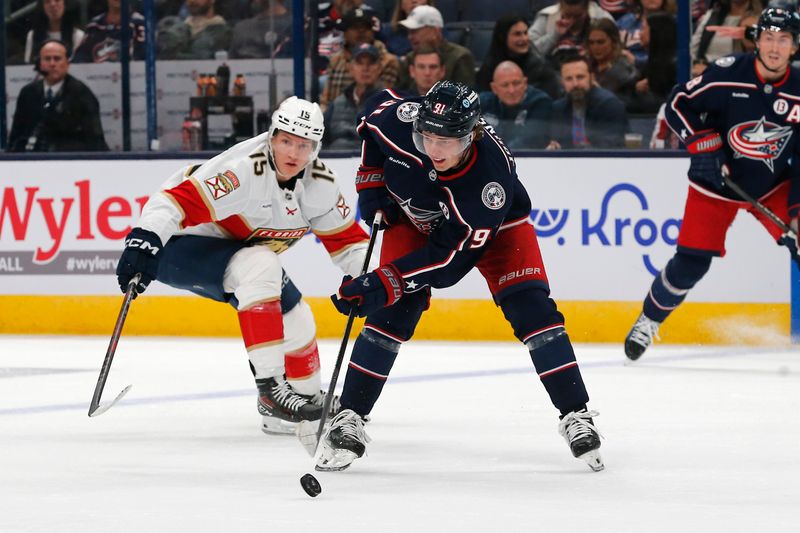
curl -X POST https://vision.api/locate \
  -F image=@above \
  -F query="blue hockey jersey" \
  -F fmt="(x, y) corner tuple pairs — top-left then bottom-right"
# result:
(665, 53), (800, 213)
(357, 91), (533, 292)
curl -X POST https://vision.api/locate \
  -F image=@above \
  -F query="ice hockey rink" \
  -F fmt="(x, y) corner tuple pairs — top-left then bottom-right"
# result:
(1, 335), (798, 532)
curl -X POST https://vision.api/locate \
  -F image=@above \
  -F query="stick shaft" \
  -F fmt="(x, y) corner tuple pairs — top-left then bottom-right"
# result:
(723, 174), (794, 237)
(88, 274), (139, 416)
(314, 213), (383, 448)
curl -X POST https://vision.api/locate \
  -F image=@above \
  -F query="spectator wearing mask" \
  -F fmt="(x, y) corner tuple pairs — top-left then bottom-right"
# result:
(394, 5), (476, 91)
(9, 40), (108, 152)
(529, 0), (614, 68)
(480, 61), (553, 149)
(320, 7), (398, 111)
(407, 44), (445, 96)
(72, 0), (146, 62)
(548, 55), (628, 149)
(323, 43), (385, 149)
(24, 0), (84, 63)
(476, 14), (561, 99)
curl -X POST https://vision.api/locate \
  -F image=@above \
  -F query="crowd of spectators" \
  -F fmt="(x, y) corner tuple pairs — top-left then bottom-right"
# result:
(4, 0), (795, 152)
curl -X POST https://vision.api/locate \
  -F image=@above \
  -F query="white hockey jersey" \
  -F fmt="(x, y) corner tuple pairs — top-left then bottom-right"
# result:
(137, 132), (369, 276)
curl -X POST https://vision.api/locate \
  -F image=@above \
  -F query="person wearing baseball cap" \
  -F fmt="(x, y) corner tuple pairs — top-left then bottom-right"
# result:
(324, 41), (386, 149)
(394, 5), (476, 92)
(320, 7), (399, 111)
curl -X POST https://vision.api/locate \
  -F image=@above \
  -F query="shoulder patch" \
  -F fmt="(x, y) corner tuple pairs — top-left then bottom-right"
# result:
(481, 182), (506, 210)
(396, 101), (420, 123)
(204, 170), (240, 200)
(715, 56), (735, 67)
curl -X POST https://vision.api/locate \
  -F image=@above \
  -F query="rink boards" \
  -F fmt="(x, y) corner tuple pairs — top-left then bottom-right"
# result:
(0, 155), (791, 345)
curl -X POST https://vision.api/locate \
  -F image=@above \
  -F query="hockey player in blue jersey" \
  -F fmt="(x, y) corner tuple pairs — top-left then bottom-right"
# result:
(314, 81), (604, 472)
(625, 7), (800, 360)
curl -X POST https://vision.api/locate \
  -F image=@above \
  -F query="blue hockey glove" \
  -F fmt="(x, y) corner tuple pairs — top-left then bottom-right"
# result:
(331, 264), (404, 317)
(356, 167), (399, 229)
(686, 130), (729, 189)
(116, 227), (163, 296)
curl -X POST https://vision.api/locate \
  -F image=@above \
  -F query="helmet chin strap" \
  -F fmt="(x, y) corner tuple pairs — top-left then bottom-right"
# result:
(756, 51), (784, 74)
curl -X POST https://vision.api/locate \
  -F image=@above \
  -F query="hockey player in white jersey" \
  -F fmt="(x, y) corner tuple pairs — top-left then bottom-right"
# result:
(115, 97), (370, 434)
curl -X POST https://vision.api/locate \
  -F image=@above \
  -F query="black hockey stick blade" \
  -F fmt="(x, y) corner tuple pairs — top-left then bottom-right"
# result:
(88, 274), (139, 417)
(299, 212), (383, 456)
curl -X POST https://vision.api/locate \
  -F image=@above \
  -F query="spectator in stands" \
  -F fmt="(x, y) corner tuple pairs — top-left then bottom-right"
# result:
(228, 0), (293, 58)
(547, 55), (628, 149)
(617, 0), (675, 72)
(598, 0), (631, 19)
(9, 40), (108, 152)
(476, 14), (561, 99)
(480, 61), (553, 149)
(72, 0), (146, 62)
(691, 0), (762, 75)
(586, 19), (636, 95)
(178, 0), (232, 59)
(394, 5), (476, 91)
(628, 11), (677, 113)
(320, 7), (398, 111)
(528, 0), (614, 68)
(323, 43), (385, 149)
(407, 45), (446, 96)
(705, 13), (760, 54)
(385, 0), (432, 56)
(24, 0), (84, 63)
(317, 0), (381, 75)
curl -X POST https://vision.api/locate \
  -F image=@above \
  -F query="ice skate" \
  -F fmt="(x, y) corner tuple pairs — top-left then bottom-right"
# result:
(315, 409), (370, 472)
(624, 312), (661, 361)
(559, 409), (604, 472)
(257, 376), (322, 435)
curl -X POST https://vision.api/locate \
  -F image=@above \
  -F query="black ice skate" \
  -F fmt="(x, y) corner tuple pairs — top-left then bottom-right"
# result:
(257, 376), (322, 435)
(559, 409), (604, 472)
(315, 409), (370, 472)
(624, 312), (661, 361)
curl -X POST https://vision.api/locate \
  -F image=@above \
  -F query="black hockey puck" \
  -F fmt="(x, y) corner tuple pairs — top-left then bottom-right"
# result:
(300, 473), (322, 498)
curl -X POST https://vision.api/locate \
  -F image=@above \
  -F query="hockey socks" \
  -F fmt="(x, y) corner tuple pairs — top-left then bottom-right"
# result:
(238, 300), (285, 378)
(643, 252), (711, 323)
(525, 326), (589, 415)
(340, 328), (401, 416)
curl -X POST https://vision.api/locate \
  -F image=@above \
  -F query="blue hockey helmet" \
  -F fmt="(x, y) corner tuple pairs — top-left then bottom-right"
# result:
(755, 7), (800, 44)
(414, 81), (481, 138)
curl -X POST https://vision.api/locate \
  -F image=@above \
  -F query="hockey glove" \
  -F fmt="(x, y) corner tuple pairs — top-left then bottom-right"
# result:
(331, 264), (404, 317)
(686, 130), (729, 189)
(116, 227), (163, 296)
(356, 167), (399, 229)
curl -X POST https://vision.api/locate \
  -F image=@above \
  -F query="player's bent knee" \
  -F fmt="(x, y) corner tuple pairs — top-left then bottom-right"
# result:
(666, 252), (712, 288)
(224, 246), (283, 309)
(498, 288), (566, 343)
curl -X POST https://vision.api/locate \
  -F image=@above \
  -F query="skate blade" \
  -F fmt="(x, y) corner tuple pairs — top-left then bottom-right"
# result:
(315, 449), (358, 472)
(296, 420), (320, 457)
(579, 449), (605, 472)
(261, 416), (298, 436)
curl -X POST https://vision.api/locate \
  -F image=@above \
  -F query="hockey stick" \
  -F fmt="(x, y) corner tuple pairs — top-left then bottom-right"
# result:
(722, 173), (795, 237)
(87, 274), (139, 417)
(296, 212), (383, 457)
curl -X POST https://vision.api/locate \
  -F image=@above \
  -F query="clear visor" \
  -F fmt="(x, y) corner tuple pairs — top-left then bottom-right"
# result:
(412, 128), (472, 160)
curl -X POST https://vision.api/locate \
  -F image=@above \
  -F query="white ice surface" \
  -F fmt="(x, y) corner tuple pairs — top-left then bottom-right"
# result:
(1, 336), (798, 532)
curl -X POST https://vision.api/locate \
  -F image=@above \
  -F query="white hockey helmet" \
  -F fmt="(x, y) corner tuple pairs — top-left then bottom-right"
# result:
(267, 96), (325, 165)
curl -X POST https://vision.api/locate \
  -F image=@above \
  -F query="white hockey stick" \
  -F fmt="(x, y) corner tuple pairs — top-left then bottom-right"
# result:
(87, 274), (138, 417)
(296, 212), (383, 457)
